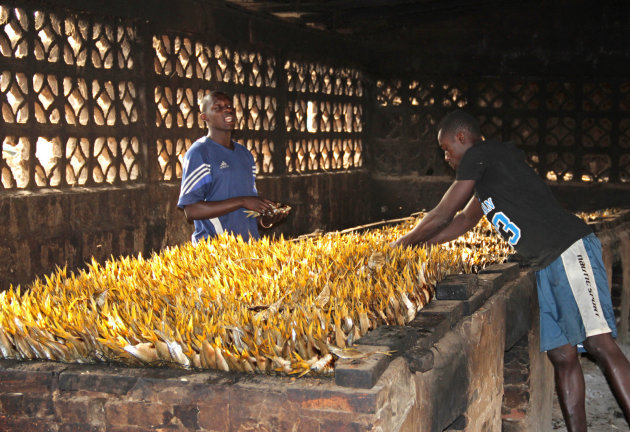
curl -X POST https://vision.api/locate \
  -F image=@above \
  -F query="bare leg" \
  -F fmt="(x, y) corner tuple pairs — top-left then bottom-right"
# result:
(583, 333), (630, 423)
(547, 343), (587, 432)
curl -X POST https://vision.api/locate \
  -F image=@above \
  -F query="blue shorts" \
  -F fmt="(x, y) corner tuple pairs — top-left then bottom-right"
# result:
(536, 233), (617, 352)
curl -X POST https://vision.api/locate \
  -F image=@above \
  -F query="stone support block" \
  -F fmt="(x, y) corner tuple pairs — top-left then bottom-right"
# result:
(406, 313), (450, 349)
(334, 345), (393, 389)
(419, 300), (466, 328)
(477, 271), (507, 294)
(462, 283), (492, 316)
(435, 274), (479, 300)
(355, 325), (426, 354)
(479, 262), (520, 281)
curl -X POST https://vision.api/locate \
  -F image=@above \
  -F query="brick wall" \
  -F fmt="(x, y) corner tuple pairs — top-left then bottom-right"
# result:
(0, 170), (371, 291)
(0, 264), (549, 432)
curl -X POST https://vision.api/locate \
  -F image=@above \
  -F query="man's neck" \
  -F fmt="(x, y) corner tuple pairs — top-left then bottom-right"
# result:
(207, 130), (233, 149)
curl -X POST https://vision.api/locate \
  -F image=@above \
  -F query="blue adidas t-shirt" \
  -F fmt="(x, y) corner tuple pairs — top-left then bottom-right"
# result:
(178, 137), (259, 244)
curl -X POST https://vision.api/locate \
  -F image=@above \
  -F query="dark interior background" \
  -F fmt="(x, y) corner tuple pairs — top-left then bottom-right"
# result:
(1, 0), (629, 290)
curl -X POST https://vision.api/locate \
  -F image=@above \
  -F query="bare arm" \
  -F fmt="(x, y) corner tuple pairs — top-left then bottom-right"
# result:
(425, 196), (483, 245)
(183, 196), (275, 221)
(391, 180), (476, 248)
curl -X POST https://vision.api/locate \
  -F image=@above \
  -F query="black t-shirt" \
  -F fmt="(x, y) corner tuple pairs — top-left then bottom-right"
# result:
(457, 140), (592, 269)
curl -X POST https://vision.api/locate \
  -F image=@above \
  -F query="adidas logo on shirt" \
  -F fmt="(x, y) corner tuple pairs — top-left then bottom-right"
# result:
(219, 161), (229, 169)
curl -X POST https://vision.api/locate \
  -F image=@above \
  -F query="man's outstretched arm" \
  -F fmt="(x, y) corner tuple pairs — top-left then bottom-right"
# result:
(425, 196), (483, 245)
(391, 179), (476, 248)
(183, 196), (275, 221)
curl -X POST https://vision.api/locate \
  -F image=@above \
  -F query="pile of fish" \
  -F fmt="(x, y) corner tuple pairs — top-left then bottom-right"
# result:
(576, 208), (626, 223)
(0, 216), (514, 376)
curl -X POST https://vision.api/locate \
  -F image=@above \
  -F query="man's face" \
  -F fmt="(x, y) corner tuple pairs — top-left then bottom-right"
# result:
(202, 95), (236, 131)
(437, 128), (467, 170)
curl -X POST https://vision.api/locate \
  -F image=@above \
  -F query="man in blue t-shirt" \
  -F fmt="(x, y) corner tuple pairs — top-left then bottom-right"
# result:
(391, 109), (630, 431)
(178, 90), (286, 245)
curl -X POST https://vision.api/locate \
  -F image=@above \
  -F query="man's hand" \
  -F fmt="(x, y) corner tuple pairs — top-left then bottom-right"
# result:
(241, 196), (276, 215)
(390, 237), (407, 249)
(258, 201), (291, 229)
(390, 236), (425, 250)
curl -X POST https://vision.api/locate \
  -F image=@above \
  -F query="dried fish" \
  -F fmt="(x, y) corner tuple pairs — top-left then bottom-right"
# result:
(244, 202), (292, 219)
(0, 210), (528, 376)
(124, 342), (159, 363)
(309, 353), (333, 372)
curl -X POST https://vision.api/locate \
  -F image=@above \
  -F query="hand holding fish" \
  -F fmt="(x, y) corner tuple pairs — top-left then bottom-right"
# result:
(240, 196), (277, 216)
(245, 201), (292, 228)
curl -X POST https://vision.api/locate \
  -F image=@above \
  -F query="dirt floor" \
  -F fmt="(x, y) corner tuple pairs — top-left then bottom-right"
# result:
(551, 340), (630, 431)
(551, 266), (630, 431)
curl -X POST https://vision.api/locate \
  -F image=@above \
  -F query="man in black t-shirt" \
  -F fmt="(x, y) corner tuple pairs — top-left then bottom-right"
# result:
(391, 109), (630, 431)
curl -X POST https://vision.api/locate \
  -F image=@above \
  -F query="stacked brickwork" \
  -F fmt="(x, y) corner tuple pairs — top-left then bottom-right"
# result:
(1, 213), (629, 431)
(502, 337), (533, 431)
(0, 354), (415, 431)
(0, 264), (543, 432)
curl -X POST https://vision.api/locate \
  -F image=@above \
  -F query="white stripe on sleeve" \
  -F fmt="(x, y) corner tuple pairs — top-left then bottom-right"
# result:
(181, 163), (212, 196)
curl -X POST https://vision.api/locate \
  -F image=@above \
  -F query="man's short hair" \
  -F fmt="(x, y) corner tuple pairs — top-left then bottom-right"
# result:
(438, 109), (481, 138)
(200, 90), (230, 113)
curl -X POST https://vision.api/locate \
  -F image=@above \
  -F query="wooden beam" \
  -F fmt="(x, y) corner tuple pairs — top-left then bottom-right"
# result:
(225, 0), (536, 34)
